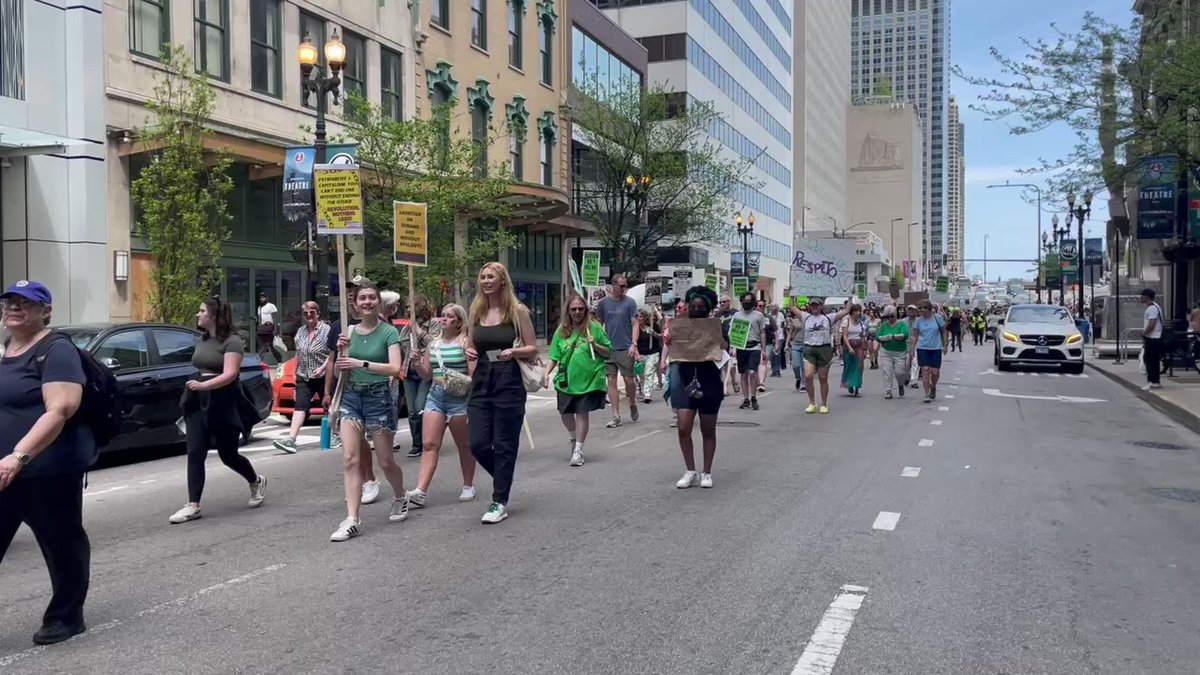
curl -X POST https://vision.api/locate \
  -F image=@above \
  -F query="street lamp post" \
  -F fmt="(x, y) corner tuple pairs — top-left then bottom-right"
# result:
(1068, 189), (1093, 318)
(619, 174), (651, 275)
(984, 233), (990, 281)
(987, 183), (1043, 303)
(298, 30), (347, 315)
(735, 211), (755, 281)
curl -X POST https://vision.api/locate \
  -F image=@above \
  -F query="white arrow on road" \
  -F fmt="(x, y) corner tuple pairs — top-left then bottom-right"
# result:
(982, 388), (1106, 403)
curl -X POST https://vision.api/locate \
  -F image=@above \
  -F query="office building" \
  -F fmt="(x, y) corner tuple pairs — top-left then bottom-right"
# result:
(946, 95), (964, 276)
(795, 0), (851, 244)
(597, 0), (795, 302)
(1, 0), (106, 323)
(850, 0), (949, 269)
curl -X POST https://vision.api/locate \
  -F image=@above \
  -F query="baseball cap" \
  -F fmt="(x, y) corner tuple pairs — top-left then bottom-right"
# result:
(347, 275), (373, 288)
(1, 280), (52, 305)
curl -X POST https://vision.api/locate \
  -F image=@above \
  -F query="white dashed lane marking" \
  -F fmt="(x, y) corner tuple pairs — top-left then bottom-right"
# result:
(938, 406), (950, 411)
(872, 512), (901, 530)
(919, 439), (934, 447)
(901, 466), (921, 477)
(790, 585), (869, 675)
(930, 420), (943, 426)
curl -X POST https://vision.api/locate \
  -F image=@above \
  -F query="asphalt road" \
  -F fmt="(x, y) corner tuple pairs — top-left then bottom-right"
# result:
(3, 346), (1200, 674)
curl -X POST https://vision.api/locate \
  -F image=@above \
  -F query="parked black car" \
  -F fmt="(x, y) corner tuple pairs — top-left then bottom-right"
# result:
(57, 324), (274, 454)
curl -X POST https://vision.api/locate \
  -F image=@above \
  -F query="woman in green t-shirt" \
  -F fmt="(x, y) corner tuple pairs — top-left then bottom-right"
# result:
(329, 282), (406, 542)
(545, 294), (612, 467)
(874, 305), (910, 400)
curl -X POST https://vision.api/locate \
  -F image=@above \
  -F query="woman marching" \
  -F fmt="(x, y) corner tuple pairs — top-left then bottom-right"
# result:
(790, 298), (853, 414)
(668, 286), (726, 489)
(634, 308), (662, 404)
(875, 305), (910, 399)
(840, 304), (867, 397)
(546, 294), (612, 467)
(466, 262), (538, 524)
(406, 304), (477, 508)
(328, 281), (407, 542)
(170, 297), (266, 524)
(398, 296), (441, 458)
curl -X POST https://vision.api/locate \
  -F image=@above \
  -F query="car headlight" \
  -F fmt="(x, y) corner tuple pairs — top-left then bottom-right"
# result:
(1066, 333), (1082, 345)
(1002, 331), (1019, 343)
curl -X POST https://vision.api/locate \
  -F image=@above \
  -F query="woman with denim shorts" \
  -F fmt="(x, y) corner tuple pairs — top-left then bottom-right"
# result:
(329, 282), (407, 542)
(405, 303), (477, 508)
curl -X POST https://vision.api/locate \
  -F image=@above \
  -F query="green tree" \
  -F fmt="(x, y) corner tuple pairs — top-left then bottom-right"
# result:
(873, 74), (893, 98)
(570, 79), (756, 280)
(341, 94), (515, 306)
(130, 46), (232, 325)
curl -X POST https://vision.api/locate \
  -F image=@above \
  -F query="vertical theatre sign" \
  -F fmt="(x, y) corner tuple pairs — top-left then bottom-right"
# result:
(1137, 155), (1178, 239)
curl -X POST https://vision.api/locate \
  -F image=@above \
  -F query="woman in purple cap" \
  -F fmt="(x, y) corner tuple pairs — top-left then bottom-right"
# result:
(0, 280), (95, 645)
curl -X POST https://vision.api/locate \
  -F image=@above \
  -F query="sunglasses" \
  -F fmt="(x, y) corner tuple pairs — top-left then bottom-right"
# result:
(1, 298), (37, 311)
(302, 310), (318, 315)
(569, 307), (587, 312)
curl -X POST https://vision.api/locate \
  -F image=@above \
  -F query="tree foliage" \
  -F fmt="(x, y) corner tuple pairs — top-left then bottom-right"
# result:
(570, 79), (755, 280)
(130, 46), (231, 325)
(341, 94), (516, 306)
(954, 6), (1200, 201)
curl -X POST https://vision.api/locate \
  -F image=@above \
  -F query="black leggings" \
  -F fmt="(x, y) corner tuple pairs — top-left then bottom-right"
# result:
(185, 404), (257, 503)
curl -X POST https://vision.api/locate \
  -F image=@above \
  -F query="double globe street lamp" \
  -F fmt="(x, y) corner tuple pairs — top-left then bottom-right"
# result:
(735, 211), (755, 281)
(296, 30), (347, 314)
(1067, 189), (1093, 318)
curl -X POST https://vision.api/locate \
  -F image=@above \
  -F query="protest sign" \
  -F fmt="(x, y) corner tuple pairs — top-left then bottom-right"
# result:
(789, 237), (856, 297)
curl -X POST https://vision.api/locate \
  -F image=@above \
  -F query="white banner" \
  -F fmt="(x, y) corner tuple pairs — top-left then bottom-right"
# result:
(789, 237), (857, 298)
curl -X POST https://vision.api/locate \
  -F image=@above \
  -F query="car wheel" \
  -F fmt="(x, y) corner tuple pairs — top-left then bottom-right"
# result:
(997, 359), (1011, 372)
(993, 349), (999, 366)
(1065, 363), (1084, 375)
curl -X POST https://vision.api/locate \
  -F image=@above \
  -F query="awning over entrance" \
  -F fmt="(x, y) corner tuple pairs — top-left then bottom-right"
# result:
(0, 124), (90, 157)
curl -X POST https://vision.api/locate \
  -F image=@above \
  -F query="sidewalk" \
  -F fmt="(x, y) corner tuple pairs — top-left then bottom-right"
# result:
(1087, 357), (1200, 435)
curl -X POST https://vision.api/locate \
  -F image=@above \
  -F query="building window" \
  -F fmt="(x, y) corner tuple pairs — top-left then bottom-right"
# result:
(540, 136), (552, 186)
(342, 31), (367, 111)
(472, 102), (489, 177)
(193, 0), (229, 81)
(508, 4), (523, 69)
(299, 11), (325, 108)
(381, 48), (404, 122)
(0, 0), (23, 100)
(431, 0), (449, 29)
(471, 0), (487, 49)
(130, 0), (169, 59)
(539, 16), (552, 85)
(250, 0), (281, 97)
(510, 134), (524, 180)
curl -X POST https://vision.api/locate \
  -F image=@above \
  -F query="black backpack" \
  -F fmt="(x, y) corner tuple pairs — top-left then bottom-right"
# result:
(33, 332), (122, 448)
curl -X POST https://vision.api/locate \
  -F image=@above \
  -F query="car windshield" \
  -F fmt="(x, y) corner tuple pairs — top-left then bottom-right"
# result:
(57, 327), (102, 350)
(1007, 307), (1072, 325)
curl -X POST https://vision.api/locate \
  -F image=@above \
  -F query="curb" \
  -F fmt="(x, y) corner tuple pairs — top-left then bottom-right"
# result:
(1086, 361), (1200, 436)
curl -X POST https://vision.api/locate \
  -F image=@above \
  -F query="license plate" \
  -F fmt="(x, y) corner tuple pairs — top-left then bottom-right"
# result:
(1035, 346), (1049, 355)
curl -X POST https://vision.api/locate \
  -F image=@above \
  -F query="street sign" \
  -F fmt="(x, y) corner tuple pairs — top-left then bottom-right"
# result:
(314, 164), (363, 235)
(581, 251), (601, 287)
(392, 201), (428, 266)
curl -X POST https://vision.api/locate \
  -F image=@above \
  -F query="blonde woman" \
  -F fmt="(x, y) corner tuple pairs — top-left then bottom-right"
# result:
(546, 294), (612, 467)
(406, 304), (477, 508)
(329, 282), (407, 542)
(466, 263), (537, 524)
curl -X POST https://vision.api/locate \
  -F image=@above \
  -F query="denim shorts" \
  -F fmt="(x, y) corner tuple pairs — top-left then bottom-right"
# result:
(339, 381), (397, 432)
(424, 383), (468, 418)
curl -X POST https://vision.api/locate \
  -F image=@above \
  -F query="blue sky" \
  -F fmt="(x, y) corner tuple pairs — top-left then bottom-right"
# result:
(956, 0), (1133, 281)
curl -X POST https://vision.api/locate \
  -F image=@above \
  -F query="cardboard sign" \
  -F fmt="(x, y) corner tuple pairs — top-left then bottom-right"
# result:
(581, 251), (601, 287)
(392, 201), (428, 266)
(666, 318), (725, 363)
(314, 164), (363, 235)
(790, 237), (856, 297)
(645, 274), (663, 306)
(728, 317), (750, 349)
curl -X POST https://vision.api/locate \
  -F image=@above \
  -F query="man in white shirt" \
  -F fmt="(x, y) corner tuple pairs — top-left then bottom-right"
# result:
(257, 293), (281, 363)
(1141, 288), (1164, 390)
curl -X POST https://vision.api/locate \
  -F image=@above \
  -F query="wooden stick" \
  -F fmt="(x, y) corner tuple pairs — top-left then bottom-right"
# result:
(328, 236), (350, 424)
(523, 417), (535, 451)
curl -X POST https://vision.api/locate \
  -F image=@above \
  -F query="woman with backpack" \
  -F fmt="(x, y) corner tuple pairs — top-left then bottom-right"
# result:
(170, 296), (267, 525)
(546, 293), (612, 467)
(0, 281), (95, 645)
(405, 303), (477, 508)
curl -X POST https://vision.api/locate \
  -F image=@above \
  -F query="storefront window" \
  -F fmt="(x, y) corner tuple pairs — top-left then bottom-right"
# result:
(514, 282), (547, 340)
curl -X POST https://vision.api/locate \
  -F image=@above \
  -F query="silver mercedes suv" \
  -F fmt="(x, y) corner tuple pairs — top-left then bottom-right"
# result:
(993, 304), (1086, 374)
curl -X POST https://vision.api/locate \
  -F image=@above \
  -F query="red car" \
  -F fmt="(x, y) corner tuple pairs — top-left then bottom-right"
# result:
(272, 319), (410, 419)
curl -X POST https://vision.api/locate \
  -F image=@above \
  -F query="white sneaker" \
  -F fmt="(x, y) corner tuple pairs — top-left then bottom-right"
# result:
(168, 504), (201, 524)
(247, 475), (266, 508)
(700, 473), (713, 489)
(570, 449), (585, 467)
(481, 502), (509, 524)
(389, 496), (410, 523)
(676, 471), (700, 489)
(459, 485), (477, 502)
(330, 517), (361, 542)
(361, 480), (381, 505)
(406, 489), (427, 509)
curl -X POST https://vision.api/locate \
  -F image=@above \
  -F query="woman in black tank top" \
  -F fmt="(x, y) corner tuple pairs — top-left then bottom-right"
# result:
(466, 263), (538, 524)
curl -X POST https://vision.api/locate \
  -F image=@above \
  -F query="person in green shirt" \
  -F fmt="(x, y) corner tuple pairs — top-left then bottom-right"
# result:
(874, 305), (910, 399)
(545, 294), (612, 467)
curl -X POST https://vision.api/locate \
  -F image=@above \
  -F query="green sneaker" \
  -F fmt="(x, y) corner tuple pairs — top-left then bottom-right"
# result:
(272, 437), (298, 454)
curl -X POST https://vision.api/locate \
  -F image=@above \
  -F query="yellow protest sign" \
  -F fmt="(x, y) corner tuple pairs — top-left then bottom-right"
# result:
(393, 201), (428, 267)
(314, 164), (363, 235)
